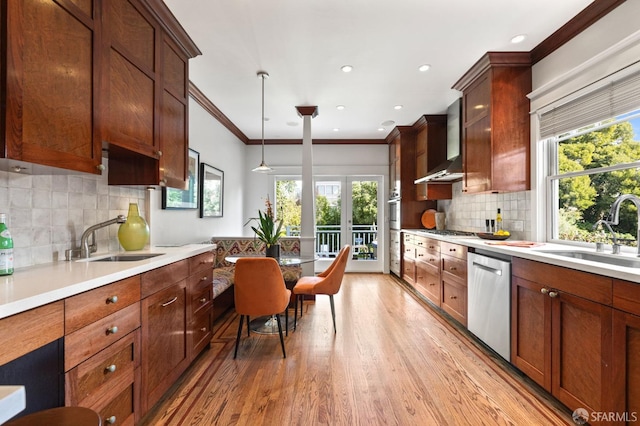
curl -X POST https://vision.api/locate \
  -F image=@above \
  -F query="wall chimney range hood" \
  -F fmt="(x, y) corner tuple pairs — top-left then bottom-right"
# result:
(414, 98), (463, 184)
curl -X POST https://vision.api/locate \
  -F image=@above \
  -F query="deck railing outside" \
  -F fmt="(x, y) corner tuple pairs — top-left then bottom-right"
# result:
(285, 224), (377, 259)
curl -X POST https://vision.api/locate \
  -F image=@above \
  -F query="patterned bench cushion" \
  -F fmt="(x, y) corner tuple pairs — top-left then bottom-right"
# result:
(211, 237), (302, 293)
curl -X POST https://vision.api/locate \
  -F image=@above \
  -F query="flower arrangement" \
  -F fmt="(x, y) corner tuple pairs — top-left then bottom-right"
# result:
(249, 196), (284, 247)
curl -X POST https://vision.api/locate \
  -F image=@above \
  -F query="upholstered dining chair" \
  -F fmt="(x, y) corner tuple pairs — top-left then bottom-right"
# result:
(293, 244), (350, 333)
(233, 257), (291, 358)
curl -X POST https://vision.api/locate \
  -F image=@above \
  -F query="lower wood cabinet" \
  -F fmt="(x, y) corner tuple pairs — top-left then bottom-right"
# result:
(511, 258), (615, 422)
(440, 242), (467, 326)
(141, 276), (188, 415)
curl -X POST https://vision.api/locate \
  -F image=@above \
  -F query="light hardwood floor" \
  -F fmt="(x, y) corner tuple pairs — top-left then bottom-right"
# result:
(141, 273), (572, 425)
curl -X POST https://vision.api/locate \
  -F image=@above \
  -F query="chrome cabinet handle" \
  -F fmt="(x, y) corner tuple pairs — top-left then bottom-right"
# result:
(161, 296), (178, 307)
(106, 295), (118, 304)
(200, 327), (207, 332)
(105, 416), (116, 424)
(199, 297), (207, 303)
(541, 288), (549, 295)
(548, 291), (559, 298)
(106, 326), (118, 335)
(105, 364), (117, 373)
(201, 276), (208, 281)
(96, 164), (106, 171)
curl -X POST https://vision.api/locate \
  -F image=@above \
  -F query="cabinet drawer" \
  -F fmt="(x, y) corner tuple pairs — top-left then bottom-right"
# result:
(440, 242), (466, 260)
(442, 280), (467, 326)
(402, 257), (415, 285)
(442, 254), (467, 283)
(188, 268), (213, 292)
(141, 259), (188, 298)
(66, 330), (138, 406)
(190, 285), (212, 317)
(97, 383), (135, 426)
(417, 248), (440, 269)
(413, 236), (427, 249)
(188, 251), (214, 275)
(65, 302), (141, 371)
(190, 309), (212, 357)
(613, 279), (640, 316)
(66, 276), (141, 334)
(423, 238), (440, 253)
(415, 262), (440, 306)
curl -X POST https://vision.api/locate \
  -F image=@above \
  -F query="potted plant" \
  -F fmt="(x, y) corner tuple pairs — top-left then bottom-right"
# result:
(249, 197), (284, 258)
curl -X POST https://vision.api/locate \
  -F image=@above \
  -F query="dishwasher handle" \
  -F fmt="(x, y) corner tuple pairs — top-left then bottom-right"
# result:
(472, 261), (503, 276)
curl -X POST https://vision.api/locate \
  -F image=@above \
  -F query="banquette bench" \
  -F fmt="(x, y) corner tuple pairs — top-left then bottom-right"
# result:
(210, 237), (302, 321)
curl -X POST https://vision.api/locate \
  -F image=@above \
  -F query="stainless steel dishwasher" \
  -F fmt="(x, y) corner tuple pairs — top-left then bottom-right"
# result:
(467, 250), (511, 362)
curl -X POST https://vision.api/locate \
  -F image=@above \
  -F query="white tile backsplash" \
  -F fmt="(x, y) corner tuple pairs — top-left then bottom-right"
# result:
(0, 160), (147, 269)
(438, 181), (531, 241)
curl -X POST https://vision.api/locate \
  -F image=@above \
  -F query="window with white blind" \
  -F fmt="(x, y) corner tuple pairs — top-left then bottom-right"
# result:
(545, 67), (640, 247)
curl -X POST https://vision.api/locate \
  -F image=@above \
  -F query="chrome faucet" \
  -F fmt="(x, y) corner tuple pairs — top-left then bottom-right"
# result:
(593, 219), (620, 253)
(607, 194), (640, 256)
(73, 215), (127, 259)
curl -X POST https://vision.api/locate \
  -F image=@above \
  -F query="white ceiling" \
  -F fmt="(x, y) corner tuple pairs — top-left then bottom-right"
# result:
(164, 0), (594, 141)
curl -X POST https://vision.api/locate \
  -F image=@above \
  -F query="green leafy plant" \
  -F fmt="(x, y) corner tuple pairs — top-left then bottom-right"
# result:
(249, 197), (284, 247)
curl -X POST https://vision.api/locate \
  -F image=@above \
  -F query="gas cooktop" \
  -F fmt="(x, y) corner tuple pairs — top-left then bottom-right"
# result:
(417, 229), (476, 237)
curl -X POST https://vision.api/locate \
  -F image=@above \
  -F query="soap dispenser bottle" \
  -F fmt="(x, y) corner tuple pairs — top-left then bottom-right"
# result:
(0, 213), (14, 275)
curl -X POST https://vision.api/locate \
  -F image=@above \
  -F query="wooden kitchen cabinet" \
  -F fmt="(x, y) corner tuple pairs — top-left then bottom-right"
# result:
(64, 276), (142, 425)
(453, 52), (531, 194)
(389, 230), (401, 276)
(611, 280), (640, 423)
(401, 233), (416, 286)
(1, 0), (102, 174)
(440, 242), (467, 325)
(140, 259), (190, 415)
(414, 237), (441, 306)
(414, 115), (452, 201)
(511, 258), (615, 417)
(187, 251), (214, 361)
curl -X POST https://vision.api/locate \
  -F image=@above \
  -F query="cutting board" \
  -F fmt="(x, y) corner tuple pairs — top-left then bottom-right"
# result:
(421, 209), (437, 229)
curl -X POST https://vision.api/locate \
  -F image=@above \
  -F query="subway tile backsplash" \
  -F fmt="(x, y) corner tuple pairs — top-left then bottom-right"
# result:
(0, 161), (147, 269)
(438, 181), (531, 241)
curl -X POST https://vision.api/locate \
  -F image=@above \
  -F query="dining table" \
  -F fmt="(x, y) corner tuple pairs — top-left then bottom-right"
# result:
(224, 254), (317, 334)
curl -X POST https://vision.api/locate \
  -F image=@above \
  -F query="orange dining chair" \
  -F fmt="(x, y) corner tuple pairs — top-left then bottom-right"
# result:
(233, 257), (291, 358)
(293, 244), (350, 333)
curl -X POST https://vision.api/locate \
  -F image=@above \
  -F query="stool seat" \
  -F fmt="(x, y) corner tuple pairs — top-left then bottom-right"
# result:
(5, 406), (101, 426)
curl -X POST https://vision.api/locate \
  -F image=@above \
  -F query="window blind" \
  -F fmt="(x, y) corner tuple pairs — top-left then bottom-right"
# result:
(539, 68), (640, 139)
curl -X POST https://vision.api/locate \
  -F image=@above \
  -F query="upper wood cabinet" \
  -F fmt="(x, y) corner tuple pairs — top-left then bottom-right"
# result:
(414, 115), (452, 201)
(1, 0), (200, 188)
(453, 52), (531, 194)
(1, 0), (102, 174)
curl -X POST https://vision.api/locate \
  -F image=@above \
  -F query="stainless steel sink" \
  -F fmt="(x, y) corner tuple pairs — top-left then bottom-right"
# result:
(87, 253), (164, 262)
(538, 250), (640, 268)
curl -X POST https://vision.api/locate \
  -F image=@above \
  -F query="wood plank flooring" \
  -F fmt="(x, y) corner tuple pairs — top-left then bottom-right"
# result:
(141, 274), (573, 425)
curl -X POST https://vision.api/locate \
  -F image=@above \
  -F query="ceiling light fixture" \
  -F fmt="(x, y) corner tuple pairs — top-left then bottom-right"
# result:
(394, 105), (403, 110)
(511, 34), (526, 44)
(252, 71), (273, 173)
(341, 65), (353, 73)
(336, 105), (345, 110)
(418, 64), (431, 72)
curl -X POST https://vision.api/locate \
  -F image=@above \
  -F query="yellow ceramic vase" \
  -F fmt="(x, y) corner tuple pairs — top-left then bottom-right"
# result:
(118, 203), (149, 251)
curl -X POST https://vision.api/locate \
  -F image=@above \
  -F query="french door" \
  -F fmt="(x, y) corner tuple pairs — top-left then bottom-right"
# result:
(314, 176), (382, 273)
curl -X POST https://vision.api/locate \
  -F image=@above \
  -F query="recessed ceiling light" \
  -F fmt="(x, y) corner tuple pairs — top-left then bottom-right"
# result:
(336, 105), (345, 110)
(418, 64), (431, 72)
(381, 120), (395, 127)
(394, 105), (403, 110)
(341, 65), (353, 73)
(333, 128), (340, 132)
(511, 34), (526, 44)
(377, 128), (385, 132)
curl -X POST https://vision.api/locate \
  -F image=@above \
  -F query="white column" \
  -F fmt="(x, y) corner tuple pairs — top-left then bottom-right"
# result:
(296, 106), (318, 276)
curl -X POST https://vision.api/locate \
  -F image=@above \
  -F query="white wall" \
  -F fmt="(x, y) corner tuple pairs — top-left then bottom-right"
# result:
(149, 99), (247, 244)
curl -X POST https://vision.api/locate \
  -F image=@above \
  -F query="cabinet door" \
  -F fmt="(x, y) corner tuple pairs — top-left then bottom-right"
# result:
(101, 0), (159, 158)
(612, 310), (640, 422)
(551, 291), (613, 416)
(4, 0), (101, 174)
(158, 36), (189, 189)
(141, 281), (188, 414)
(414, 261), (440, 306)
(511, 276), (552, 391)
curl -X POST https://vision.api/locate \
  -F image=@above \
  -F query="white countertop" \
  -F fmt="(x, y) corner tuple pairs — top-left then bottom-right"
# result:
(0, 386), (25, 425)
(403, 230), (640, 284)
(0, 244), (215, 320)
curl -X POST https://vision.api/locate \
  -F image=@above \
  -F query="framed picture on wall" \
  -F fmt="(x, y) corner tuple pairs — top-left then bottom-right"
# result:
(161, 148), (199, 209)
(199, 163), (224, 218)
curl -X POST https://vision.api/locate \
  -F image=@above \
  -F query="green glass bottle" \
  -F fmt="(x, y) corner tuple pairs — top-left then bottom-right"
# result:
(0, 213), (14, 275)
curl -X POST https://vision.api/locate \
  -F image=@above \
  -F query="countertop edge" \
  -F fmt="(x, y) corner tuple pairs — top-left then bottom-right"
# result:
(402, 230), (640, 284)
(0, 244), (215, 320)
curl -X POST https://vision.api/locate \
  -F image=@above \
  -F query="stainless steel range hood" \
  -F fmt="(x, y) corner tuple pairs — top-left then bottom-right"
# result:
(414, 98), (463, 184)
(414, 155), (463, 183)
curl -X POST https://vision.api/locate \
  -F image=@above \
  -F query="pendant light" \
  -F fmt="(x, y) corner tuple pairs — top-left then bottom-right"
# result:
(252, 71), (273, 172)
